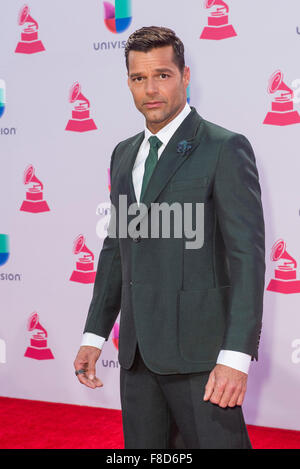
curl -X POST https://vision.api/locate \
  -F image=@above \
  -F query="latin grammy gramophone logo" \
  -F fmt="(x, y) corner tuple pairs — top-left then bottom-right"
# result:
(24, 312), (54, 360)
(70, 234), (96, 284)
(200, 0), (237, 40)
(15, 5), (45, 54)
(267, 239), (300, 294)
(263, 70), (300, 126)
(65, 82), (97, 133)
(20, 165), (50, 213)
(103, 0), (132, 34)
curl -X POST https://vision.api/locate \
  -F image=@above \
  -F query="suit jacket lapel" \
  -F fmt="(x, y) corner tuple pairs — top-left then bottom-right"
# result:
(117, 131), (144, 207)
(140, 106), (204, 212)
(116, 107), (205, 223)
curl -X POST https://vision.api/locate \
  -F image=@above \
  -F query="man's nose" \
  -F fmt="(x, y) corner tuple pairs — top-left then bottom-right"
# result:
(145, 78), (159, 95)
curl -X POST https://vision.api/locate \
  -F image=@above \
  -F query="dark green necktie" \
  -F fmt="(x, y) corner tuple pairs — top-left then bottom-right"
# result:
(140, 135), (163, 202)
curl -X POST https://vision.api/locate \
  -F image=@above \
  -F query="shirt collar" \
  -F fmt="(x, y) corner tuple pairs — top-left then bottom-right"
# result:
(144, 102), (191, 147)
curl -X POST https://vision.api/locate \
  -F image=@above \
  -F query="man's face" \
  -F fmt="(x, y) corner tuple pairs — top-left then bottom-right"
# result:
(127, 45), (190, 132)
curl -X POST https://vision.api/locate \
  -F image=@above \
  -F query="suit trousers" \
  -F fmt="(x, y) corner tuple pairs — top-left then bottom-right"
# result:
(120, 344), (252, 449)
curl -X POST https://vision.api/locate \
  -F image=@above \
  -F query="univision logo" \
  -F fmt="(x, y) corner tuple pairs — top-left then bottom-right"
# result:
(101, 321), (119, 367)
(103, 0), (132, 34)
(0, 234), (9, 266)
(0, 234), (22, 281)
(112, 322), (119, 350)
(0, 79), (17, 135)
(0, 80), (6, 118)
(187, 83), (190, 104)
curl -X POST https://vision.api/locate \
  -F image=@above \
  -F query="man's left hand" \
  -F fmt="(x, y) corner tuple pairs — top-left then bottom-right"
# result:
(203, 364), (248, 408)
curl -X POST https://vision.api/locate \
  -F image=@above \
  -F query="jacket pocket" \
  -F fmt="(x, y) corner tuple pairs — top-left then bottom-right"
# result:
(178, 285), (231, 363)
(169, 176), (209, 192)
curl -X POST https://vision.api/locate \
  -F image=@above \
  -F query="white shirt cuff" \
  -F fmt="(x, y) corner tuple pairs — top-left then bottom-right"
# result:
(81, 332), (106, 350)
(216, 350), (251, 374)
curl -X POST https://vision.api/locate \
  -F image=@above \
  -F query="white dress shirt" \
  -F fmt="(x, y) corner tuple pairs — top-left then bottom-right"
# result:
(81, 102), (251, 374)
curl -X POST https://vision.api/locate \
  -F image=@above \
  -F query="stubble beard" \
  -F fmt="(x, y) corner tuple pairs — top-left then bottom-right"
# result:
(144, 107), (170, 124)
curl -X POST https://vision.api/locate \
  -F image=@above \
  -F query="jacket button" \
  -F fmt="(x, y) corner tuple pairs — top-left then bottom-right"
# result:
(133, 236), (141, 243)
(129, 281), (133, 286)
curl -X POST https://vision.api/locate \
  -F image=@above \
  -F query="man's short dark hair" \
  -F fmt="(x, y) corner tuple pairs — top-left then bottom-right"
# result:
(125, 26), (185, 74)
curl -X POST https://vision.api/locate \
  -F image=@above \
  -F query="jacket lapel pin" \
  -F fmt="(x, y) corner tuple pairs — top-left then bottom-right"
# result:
(176, 139), (194, 157)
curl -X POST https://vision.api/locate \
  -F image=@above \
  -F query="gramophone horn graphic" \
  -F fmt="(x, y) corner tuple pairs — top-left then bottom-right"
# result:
(15, 5), (45, 54)
(70, 234), (96, 283)
(20, 164), (50, 213)
(267, 239), (300, 294)
(24, 312), (54, 360)
(200, 0), (237, 40)
(65, 82), (97, 133)
(263, 70), (300, 126)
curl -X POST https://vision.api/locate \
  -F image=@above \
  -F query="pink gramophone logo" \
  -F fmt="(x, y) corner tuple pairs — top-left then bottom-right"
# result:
(20, 165), (50, 213)
(112, 322), (119, 350)
(70, 234), (96, 284)
(267, 239), (300, 294)
(200, 0), (237, 40)
(65, 82), (97, 133)
(15, 5), (45, 54)
(24, 312), (54, 360)
(263, 70), (300, 126)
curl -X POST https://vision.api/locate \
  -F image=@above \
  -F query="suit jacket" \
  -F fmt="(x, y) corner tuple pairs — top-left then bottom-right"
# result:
(83, 106), (266, 374)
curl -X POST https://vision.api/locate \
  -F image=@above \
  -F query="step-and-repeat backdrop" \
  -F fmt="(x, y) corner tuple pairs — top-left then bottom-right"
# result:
(1, 0), (300, 431)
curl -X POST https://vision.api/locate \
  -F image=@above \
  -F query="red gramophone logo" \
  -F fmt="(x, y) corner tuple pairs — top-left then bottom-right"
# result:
(24, 312), (54, 360)
(263, 70), (300, 126)
(200, 0), (237, 40)
(15, 5), (45, 54)
(70, 234), (96, 284)
(65, 82), (97, 133)
(112, 322), (119, 350)
(20, 165), (50, 213)
(267, 239), (300, 294)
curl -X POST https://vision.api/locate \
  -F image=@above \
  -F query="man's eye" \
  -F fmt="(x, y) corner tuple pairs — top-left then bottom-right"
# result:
(133, 77), (143, 82)
(160, 73), (169, 79)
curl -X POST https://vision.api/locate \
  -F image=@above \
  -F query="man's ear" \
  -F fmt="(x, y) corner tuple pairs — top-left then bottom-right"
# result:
(183, 66), (190, 88)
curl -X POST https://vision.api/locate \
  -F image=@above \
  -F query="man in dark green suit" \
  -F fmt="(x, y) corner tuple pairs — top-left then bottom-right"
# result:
(74, 26), (265, 449)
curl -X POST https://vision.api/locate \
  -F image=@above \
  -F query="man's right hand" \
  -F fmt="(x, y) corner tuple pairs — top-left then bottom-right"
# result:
(74, 346), (103, 389)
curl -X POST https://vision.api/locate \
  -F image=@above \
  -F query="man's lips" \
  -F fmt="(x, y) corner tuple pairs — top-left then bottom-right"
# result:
(144, 101), (165, 108)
